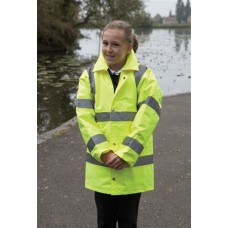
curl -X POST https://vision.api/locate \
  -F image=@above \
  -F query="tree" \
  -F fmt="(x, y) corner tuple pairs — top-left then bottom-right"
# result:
(176, 0), (191, 23)
(176, 0), (185, 23)
(81, 0), (149, 29)
(37, 0), (81, 53)
(169, 10), (172, 17)
(184, 0), (191, 22)
(37, 0), (151, 53)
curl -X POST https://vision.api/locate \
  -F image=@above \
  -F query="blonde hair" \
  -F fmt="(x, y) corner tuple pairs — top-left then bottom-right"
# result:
(102, 20), (139, 53)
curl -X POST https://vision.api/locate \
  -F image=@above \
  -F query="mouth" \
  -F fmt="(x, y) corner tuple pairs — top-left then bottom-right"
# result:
(105, 54), (115, 61)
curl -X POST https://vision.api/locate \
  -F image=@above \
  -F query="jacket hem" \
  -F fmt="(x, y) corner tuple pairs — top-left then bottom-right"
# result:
(85, 184), (154, 195)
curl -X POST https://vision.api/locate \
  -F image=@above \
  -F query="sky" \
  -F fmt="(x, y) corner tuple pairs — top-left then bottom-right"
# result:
(144, 0), (188, 17)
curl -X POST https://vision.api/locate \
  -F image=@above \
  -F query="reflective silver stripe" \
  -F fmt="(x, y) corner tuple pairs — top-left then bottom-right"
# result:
(95, 112), (136, 122)
(122, 137), (144, 155)
(135, 65), (147, 87)
(86, 153), (153, 167)
(76, 99), (94, 109)
(134, 154), (153, 166)
(87, 134), (107, 152)
(88, 65), (95, 97)
(138, 96), (161, 117)
(86, 153), (105, 167)
(87, 64), (147, 98)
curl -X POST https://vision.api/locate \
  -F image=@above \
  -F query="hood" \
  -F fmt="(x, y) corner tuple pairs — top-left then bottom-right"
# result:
(93, 49), (139, 72)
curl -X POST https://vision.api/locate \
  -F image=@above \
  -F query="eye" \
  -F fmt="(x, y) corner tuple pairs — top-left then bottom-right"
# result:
(102, 41), (108, 46)
(113, 43), (120, 47)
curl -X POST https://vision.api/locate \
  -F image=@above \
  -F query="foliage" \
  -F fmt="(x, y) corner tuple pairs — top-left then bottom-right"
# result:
(176, 0), (184, 23)
(37, 0), (152, 53)
(184, 0), (191, 22)
(133, 11), (153, 28)
(79, 0), (149, 29)
(176, 0), (191, 23)
(37, 0), (81, 53)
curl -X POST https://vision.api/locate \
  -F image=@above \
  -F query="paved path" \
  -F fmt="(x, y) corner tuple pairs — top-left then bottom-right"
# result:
(38, 93), (191, 228)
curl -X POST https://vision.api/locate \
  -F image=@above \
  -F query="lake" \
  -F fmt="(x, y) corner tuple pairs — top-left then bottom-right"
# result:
(37, 28), (191, 135)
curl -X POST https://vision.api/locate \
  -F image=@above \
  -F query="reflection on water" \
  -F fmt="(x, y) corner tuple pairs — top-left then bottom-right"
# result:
(175, 29), (191, 52)
(135, 28), (191, 96)
(134, 27), (153, 41)
(38, 28), (191, 134)
(37, 54), (94, 134)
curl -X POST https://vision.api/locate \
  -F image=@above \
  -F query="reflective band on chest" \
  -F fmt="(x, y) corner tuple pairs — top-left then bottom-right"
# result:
(95, 112), (136, 122)
(87, 65), (147, 99)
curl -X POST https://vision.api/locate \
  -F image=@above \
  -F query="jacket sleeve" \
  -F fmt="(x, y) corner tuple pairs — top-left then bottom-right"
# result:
(115, 68), (162, 167)
(76, 70), (110, 163)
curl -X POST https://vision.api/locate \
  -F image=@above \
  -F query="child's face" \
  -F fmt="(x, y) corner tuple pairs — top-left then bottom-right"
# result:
(102, 29), (132, 71)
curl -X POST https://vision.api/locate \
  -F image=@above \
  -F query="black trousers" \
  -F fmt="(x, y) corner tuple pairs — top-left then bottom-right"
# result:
(94, 191), (141, 228)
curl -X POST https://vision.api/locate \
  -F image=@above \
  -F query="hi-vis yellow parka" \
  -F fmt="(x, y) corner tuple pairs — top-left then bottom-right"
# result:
(76, 50), (162, 195)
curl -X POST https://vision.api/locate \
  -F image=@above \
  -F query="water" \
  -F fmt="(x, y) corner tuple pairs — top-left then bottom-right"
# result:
(37, 28), (191, 135)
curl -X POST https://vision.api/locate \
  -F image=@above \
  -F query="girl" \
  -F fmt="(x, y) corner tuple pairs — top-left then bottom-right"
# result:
(76, 20), (162, 228)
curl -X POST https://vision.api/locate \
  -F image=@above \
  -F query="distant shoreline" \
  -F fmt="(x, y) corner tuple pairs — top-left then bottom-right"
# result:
(152, 23), (191, 29)
(81, 23), (191, 30)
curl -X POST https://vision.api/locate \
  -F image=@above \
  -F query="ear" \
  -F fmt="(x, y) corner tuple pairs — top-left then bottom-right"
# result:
(127, 44), (133, 54)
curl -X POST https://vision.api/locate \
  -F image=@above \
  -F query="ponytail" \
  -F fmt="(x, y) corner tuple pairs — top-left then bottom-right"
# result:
(132, 33), (138, 53)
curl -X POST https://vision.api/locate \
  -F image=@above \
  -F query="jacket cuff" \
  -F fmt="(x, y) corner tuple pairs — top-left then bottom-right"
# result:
(90, 143), (110, 163)
(115, 147), (139, 167)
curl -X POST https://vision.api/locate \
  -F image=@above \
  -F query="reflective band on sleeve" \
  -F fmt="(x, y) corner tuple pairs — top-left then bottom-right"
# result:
(86, 153), (153, 167)
(86, 153), (106, 166)
(87, 134), (107, 152)
(122, 136), (144, 155)
(76, 99), (94, 109)
(138, 96), (161, 116)
(88, 65), (95, 97)
(95, 112), (136, 122)
(135, 65), (147, 86)
(134, 154), (153, 166)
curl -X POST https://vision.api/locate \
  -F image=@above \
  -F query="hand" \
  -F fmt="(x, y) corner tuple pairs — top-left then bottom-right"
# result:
(101, 151), (126, 170)
(106, 154), (126, 170)
(101, 151), (115, 164)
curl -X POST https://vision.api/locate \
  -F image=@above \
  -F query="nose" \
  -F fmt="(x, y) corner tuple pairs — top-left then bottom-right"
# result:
(106, 45), (112, 53)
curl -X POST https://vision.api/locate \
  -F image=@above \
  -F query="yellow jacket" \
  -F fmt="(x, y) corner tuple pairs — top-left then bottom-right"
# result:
(76, 50), (162, 195)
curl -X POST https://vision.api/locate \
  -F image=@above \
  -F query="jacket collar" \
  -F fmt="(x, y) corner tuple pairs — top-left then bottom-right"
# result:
(93, 49), (139, 72)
